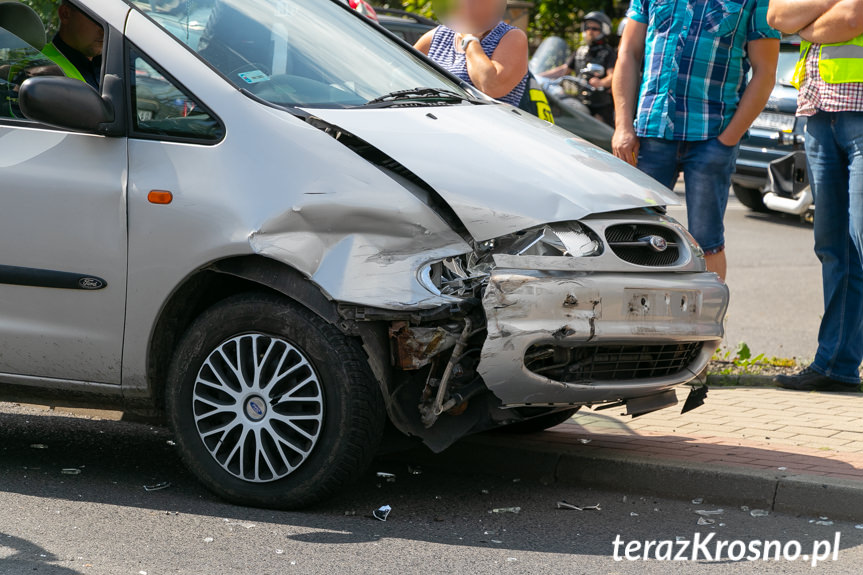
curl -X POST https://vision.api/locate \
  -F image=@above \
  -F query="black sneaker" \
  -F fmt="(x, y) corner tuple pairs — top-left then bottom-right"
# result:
(775, 366), (861, 392)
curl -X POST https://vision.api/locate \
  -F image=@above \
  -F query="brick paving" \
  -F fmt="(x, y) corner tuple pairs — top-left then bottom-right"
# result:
(532, 387), (863, 480)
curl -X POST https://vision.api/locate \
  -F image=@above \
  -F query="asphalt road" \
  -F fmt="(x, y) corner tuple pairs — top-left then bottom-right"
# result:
(2, 403), (862, 574)
(669, 188), (821, 362)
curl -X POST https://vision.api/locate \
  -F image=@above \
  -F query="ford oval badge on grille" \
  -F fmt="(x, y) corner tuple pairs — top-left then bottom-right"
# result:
(646, 235), (668, 253)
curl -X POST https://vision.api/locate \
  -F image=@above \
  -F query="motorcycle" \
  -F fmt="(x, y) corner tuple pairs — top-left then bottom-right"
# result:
(529, 36), (614, 151)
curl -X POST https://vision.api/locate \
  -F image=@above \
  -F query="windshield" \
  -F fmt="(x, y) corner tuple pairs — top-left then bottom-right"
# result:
(128, 0), (473, 108)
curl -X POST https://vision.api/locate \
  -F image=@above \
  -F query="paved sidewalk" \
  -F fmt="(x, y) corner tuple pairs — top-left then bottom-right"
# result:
(544, 386), (863, 481)
(399, 385), (863, 520)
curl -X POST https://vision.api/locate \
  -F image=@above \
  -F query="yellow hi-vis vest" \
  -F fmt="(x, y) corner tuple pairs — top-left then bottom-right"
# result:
(41, 42), (86, 83)
(792, 35), (863, 89)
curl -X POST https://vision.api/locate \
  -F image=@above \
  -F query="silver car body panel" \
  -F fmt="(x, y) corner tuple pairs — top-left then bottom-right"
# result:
(302, 106), (679, 241)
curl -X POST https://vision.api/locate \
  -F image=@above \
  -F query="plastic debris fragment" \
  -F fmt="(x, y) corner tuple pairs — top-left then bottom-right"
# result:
(750, 509), (769, 517)
(203, 537), (214, 543)
(578, 439), (591, 444)
(61, 468), (81, 475)
(697, 517), (716, 526)
(480, 489), (489, 495)
(275, 549), (284, 555)
(556, 501), (600, 511)
(630, 512), (639, 517)
(815, 520), (834, 526)
(695, 509), (724, 516)
(691, 498), (704, 505)
(143, 482), (171, 492)
(740, 506), (750, 512)
(777, 466), (787, 471)
(30, 444), (48, 449)
(373, 505), (392, 521)
(376, 472), (396, 483)
(855, 524), (863, 529)
(166, 440), (176, 446)
(491, 506), (522, 514)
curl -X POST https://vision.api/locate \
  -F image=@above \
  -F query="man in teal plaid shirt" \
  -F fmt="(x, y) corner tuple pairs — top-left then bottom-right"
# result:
(612, 0), (780, 280)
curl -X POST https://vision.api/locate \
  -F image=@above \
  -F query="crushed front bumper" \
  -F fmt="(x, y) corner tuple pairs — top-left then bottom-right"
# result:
(477, 269), (729, 407)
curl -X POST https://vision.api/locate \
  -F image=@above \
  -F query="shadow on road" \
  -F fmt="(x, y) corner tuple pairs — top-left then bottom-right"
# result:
(0, 532), (82, 574)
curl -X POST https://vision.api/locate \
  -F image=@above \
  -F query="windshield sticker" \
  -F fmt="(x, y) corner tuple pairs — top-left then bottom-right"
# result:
(238, 70), (270, 84)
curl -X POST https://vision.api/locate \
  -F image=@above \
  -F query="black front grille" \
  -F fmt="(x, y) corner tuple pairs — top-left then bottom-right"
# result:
(605, 224), (681, 266)
(525, 342), (703, 383)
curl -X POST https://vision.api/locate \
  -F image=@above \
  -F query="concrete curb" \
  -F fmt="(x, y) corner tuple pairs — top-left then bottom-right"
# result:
(705, 374), (778, 387)
(387, 434), (863, 521)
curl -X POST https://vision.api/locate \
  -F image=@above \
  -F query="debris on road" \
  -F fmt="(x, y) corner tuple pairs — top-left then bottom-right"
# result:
(143, 482), (171, 492)
(556, 501), (600, 511)
(578, 439), (591, 444)
(61, 468), (81, 475)
(697, 517), (716, 526)
(695, 509), (724, 516)
(750, 509), (770, 517)
(29, 444), (48, 449)
(376, 472), (396, 483)
(372, 505), (392, 521)
(691, 498), (704, 505)
(407, 465), (423, 476)
(492, 506), (522, 514)
(203, 537), (214, 543)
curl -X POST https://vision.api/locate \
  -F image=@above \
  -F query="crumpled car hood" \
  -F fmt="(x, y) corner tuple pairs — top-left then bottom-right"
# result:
(303, 104), (678, 241)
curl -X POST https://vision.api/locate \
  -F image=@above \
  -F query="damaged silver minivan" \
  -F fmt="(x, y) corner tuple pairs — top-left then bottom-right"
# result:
(0, 0), (728, 508)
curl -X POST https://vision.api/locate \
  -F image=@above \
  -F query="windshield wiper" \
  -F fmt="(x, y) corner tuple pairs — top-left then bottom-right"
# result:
(363, 87), (471, 107)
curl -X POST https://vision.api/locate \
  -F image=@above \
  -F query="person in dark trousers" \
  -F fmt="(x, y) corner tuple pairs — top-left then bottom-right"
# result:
(43, 0), (103, 90)
(612, 0), (779, 281)
(768, 0), (863, 392)
(541, 11), (617, 125)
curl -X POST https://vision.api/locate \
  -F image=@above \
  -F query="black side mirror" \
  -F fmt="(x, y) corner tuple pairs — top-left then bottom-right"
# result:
(19, 76), (114, 133)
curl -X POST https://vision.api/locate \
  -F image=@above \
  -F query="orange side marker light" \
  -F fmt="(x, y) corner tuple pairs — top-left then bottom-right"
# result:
(148, 190), (173, 205)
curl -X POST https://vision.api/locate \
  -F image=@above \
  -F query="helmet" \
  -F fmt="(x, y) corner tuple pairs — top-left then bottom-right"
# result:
(582, 11), (612, 38)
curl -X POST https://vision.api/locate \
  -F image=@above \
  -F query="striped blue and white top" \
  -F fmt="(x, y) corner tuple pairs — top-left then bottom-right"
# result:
(426, 21), (527, 106)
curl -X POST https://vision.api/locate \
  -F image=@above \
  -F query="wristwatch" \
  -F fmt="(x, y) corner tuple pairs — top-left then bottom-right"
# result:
(460, 34), (481, 51)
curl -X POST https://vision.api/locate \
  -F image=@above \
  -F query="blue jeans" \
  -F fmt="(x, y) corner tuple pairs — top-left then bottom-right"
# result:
(805, 111), (863, 384)
(637, 137), (739, 254)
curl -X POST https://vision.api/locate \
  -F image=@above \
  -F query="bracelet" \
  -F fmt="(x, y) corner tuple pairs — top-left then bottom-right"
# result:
(460, 34), (480, 51)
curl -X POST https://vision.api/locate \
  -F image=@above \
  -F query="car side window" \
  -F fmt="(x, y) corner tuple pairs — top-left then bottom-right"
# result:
(129, 43), (224, 142)
(0, 26), (63, 121)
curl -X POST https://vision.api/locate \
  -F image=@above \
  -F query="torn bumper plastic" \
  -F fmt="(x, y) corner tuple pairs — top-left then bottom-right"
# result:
(477, 269), (729, 407)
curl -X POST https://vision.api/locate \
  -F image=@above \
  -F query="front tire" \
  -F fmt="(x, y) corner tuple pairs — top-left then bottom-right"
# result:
(166, 292), (385, 509)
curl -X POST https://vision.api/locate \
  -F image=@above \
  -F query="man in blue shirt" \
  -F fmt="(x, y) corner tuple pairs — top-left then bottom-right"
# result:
(612, 0), (780, 280)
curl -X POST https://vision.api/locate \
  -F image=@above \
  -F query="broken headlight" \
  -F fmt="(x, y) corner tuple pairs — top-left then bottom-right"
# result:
(419, 222), (602, 298)
(499, 222), (602, 258)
